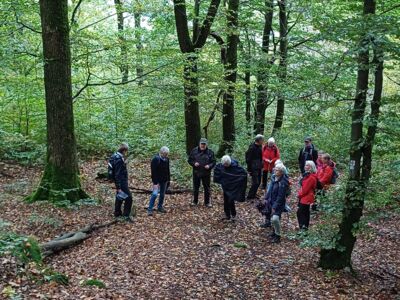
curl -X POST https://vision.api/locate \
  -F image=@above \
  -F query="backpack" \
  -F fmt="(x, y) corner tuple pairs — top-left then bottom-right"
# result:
(330, 167), (339, 184)
(107, 153), (121, 181)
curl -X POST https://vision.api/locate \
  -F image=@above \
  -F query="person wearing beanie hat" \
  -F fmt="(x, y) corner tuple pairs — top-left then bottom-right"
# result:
(245, 134), (264, 200)
(188, 138), (216, 207)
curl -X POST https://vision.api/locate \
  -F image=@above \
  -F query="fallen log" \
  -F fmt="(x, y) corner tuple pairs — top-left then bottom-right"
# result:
(40, 220), (118, 257)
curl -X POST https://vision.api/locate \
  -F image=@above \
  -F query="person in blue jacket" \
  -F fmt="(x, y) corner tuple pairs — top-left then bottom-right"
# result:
(148, 146), (170, 216)
(264, 164), (289, 243)
(214, 155), (247, 222)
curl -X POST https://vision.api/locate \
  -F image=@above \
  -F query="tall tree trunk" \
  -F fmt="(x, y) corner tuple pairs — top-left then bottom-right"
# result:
(217, 0), (239, 157)
(254, 0), (274, 135)
(28, 0), (88, 203)
(173, 0), (222, 154)
(319, 0), (380, 270)
(114, 0), (128, 83)
(134, 11), (143, 85)
(272, 0), (288, 136)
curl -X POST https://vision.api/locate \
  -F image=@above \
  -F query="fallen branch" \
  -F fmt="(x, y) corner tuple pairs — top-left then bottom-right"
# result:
(40, 220), (117, 257)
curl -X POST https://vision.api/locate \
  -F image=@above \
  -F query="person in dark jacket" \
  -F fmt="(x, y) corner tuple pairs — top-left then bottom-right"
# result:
(148, 146), (170, 216)
(298, 136), (318, 174)
(113, 143), (133, 222)
(297, 160), (318, 230)
(188, 138), (216, 207)
(264, 164), (288, 243)
(246, 134), (264, 200)
(214, 155), (247, 222)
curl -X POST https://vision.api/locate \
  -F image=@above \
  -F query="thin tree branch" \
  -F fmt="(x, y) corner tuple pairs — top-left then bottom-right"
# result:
(77, 12), (119, 32)
(71, 0), (84, 26)
(379, 4), (400, 15)
(73, 62), (176, 100)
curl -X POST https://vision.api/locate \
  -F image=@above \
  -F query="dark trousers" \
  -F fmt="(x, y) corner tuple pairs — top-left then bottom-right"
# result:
(247, 169), (261, 199)
(223, 192), (236, 219)
(115, 181), (132, 217)
(262, 170), (272, 190)
(193, 174), (211, 204)
(297, 203), (310, 229)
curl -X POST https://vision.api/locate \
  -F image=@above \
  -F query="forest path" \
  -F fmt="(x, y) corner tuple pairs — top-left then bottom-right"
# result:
(0, 160), (399, 299)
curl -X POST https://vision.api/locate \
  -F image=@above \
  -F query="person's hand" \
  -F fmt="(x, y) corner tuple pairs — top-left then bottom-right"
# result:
(153, 184), (159, 190)
(117, 189), (122, 193)
(194, 162), (200, 167)
(272, 208), (275, 214)
(204, 165), (210, 170)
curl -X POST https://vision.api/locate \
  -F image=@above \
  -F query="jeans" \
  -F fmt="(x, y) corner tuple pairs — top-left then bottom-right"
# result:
(148, 181), (167, 212)
(193, 174), (211, 204)
(297, 203), (310, 229)
(114, 181), (132, 217)
(247, 169), (261, 199)
(223, 192), (236, 219)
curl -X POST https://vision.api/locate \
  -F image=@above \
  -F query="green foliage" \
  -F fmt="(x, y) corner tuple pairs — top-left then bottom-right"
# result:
(43, 272), (69, 286)
(0, 232), (42, 264)
(81, 278), (106, 288)
(27, 213), (63, 229)
(233, 241), (248, 249)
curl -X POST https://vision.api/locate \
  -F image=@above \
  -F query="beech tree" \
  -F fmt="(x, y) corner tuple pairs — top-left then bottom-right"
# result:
(319, 0), (384, 269)
(27, 0), (88, 203)
(173, 0), (221, 154)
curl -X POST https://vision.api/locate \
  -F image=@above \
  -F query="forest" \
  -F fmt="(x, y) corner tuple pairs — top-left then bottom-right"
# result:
(0, 0), (399, 298)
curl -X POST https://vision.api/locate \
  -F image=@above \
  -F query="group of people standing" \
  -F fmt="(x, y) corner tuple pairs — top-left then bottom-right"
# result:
(109, 135), (337, 243)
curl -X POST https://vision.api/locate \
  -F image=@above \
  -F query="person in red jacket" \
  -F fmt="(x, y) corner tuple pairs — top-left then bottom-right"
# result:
(261, 137), (280, 190)
(316, 150), (325, 172)
(297, 160), (318, 230)
(317, 153), (334, 190)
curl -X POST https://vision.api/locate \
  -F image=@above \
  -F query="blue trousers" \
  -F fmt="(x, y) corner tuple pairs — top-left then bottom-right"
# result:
(148, 181), (167, 212)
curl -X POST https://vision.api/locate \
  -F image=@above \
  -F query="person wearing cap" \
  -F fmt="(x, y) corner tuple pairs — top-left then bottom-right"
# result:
(147, 146), (171, 216)
(188, 138), (216, 207)
(261, 137), (280, 190)
(245, 134), (264, 200)
(298, 137), (318, 174)
(113, 143), (133, 222)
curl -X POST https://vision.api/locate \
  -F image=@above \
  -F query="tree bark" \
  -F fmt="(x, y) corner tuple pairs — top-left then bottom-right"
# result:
(134, 12), (143, 85)
(173, 0), (222, 154)
(217, 0), (239, 157)
(319, 0), (379, 270)
(254, 0), (274, 135)
(272, 0), (288, 136)
(114, 0), (128, 83)
(27, 0), (88, 203)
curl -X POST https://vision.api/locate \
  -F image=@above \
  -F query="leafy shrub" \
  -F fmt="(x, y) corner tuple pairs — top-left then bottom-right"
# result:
(0, 232), (42, 264)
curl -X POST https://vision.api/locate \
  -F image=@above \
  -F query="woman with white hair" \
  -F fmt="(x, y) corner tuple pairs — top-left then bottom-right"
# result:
(214, 155), (247, 221)
(262, 137), (280, 190)
(263, 164), (289, 243)
(296, 160), (318, 230)
(148, 146), (170, 216)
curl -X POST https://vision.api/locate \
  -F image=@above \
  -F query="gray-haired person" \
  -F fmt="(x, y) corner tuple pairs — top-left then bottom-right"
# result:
(245, 134), (264, 200)
(148, 146), (170, 216)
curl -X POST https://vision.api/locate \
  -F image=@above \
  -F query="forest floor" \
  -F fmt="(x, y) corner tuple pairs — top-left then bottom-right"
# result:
(0, 160), (399, 299)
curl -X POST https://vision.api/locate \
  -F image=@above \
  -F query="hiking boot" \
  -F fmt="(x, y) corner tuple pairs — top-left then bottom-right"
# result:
(190, 201), (198, 206)
(147, 211), (153, 216)
(205, 203), (212, 208)
(268, 232), (277, 238)
(124, 216), (134, 223)
(157, 207), (167, 213)
(231, 216), (237, 223)
(271, 235), (281, 243)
